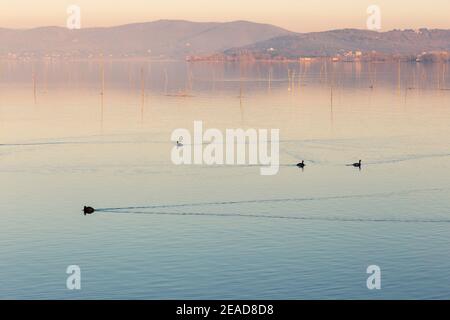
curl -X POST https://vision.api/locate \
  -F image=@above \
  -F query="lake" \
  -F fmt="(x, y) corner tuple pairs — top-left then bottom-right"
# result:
(0, 60), (449, 299)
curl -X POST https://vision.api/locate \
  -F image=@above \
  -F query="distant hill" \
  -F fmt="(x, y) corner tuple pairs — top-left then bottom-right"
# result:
(2, 21), (450, 60)
(225, 28), (450, 58)
(0, 20), (292, 58)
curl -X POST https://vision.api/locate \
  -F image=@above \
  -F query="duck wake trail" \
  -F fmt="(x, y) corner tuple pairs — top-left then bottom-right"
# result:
(97, 210), (450, 224)
(95, 187), (447, 212)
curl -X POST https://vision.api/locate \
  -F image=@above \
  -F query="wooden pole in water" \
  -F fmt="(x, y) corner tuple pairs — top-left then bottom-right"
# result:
(164, 68), (168, 95)
(211, 65), (216, 92)
(100, 61), (105, 131)
(185, 63), (193, 95)
(140, 67), (145, 122)
(239, 60), (243, 99)
(100, 61), (105, 96)
(291, 69), (296, 93)
(32, 71), (37, 104)
(330, 86), (334, 129)
(443, 63), (446, 89)
(100, 87), (104, 131)
(44, 61), (48, 94)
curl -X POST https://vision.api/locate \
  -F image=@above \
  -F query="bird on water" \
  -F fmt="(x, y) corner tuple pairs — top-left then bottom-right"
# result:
(352, 160), (362, 168)
(83, 206), (95, 215)
(297, 160), (306, 168)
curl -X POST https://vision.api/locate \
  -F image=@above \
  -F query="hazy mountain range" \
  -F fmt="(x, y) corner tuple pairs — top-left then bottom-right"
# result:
(1, 20), (450, 59)
(225, 28), (450, 58)
(0, 20), (291, 58)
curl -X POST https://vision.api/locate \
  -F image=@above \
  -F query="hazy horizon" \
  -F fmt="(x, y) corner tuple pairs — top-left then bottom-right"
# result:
(2, 0), (450, 32)
(2, 18), (450, 33)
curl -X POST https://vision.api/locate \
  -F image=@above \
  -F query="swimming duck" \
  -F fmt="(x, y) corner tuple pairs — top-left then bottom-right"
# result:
(83, 206), (95, 215)
(297, 160), (305, 168)
(352, 160), (362, 168)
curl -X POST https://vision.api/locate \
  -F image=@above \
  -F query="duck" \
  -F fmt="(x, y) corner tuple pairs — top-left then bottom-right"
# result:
(83, 206), (95, 215)
(297, 160), (306, 168)
(352, 160), (362, 168)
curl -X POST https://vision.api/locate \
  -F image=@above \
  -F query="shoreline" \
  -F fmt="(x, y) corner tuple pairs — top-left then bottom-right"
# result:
(0, 57), (449, 64)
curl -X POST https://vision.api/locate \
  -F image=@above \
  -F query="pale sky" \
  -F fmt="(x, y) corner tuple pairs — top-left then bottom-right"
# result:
(2, 0), (450, 32)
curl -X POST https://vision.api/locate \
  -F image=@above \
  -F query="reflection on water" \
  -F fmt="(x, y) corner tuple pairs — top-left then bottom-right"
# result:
(0, 60), (449, 299)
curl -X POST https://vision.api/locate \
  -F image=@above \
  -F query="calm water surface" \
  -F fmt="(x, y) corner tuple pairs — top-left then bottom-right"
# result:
(0, 60), (449, 299)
